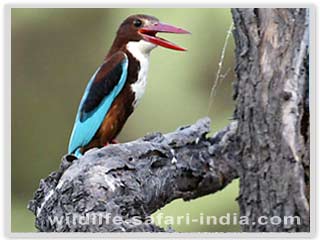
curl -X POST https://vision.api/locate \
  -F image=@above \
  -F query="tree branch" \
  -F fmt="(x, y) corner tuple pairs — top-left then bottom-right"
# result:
(28, 118), (239, 232)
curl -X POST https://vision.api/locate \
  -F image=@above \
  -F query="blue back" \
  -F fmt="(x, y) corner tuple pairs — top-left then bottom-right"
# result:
(68, 56), (128, 156)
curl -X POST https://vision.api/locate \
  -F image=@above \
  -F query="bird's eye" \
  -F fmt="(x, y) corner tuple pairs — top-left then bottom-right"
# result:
(133, 19), (142, 27)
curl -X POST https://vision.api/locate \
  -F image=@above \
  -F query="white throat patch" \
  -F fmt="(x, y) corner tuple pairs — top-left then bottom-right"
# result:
(127, 40), (157, 107)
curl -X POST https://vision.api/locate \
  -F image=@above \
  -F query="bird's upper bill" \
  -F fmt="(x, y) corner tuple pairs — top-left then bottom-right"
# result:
(138, 22), (190, 51)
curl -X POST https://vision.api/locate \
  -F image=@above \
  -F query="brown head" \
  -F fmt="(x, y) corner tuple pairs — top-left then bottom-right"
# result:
(109, 14), (190, 56)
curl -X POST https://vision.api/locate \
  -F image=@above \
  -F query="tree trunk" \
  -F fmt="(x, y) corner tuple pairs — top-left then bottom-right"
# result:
(28, 8), (310, 232)
(232, 8), (309, 232)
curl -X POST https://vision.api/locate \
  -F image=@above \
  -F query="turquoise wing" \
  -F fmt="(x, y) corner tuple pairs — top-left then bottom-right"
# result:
(68, 52), (128, 156)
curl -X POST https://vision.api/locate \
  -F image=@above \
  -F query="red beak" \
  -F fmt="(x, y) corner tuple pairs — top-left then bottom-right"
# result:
(139, 22), (190, 51)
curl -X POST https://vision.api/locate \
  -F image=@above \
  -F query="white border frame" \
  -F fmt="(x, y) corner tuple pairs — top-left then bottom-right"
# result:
(1, 2), (317, 239)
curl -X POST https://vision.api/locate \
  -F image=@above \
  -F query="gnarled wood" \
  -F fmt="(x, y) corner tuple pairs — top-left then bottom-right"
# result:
(232, 8), (309, 232)
(28, 118), (239, 232)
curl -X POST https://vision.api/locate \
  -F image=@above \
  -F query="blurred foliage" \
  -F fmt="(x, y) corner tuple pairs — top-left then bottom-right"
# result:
(11, 8), (238, 232)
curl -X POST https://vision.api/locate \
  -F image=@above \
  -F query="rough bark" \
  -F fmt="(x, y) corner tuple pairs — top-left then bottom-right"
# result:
(28, 118), (239, 232)
(232, 8), (309, 232)
(28, 8), (310, 232)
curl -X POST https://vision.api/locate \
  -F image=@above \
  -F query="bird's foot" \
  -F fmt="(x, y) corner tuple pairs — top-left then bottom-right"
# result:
(104, 139), (119, 146)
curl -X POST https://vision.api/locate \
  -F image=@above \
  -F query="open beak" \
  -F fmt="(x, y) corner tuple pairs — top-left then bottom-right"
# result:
(139, 22), (190, 51)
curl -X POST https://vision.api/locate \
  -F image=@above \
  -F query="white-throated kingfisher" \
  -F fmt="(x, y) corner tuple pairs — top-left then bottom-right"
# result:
(68, 14), (190, 157)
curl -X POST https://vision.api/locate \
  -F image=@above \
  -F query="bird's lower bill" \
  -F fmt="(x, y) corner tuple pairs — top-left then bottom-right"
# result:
(139, 22), (190, 51)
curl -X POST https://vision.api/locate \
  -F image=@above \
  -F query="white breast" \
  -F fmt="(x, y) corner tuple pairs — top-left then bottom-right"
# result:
(126, 40), (156, 108)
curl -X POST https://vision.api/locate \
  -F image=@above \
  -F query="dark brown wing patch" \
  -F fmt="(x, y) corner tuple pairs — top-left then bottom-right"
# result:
(79, 52), (127, 122)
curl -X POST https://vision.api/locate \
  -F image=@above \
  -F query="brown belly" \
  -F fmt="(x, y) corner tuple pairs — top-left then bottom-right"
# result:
(81, 86), (135, 154)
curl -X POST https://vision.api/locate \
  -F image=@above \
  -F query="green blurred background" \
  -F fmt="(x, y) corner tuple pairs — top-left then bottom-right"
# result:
(11, 8), (238, 232)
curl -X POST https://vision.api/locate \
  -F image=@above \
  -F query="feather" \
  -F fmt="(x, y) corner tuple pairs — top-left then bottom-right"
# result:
(68, 52), (128, 155)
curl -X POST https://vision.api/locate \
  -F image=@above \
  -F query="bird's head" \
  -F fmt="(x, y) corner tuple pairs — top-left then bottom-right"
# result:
(114, 14), (190, 54)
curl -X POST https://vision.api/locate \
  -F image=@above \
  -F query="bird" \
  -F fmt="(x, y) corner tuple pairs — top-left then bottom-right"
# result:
(68, 14), (190, 158)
